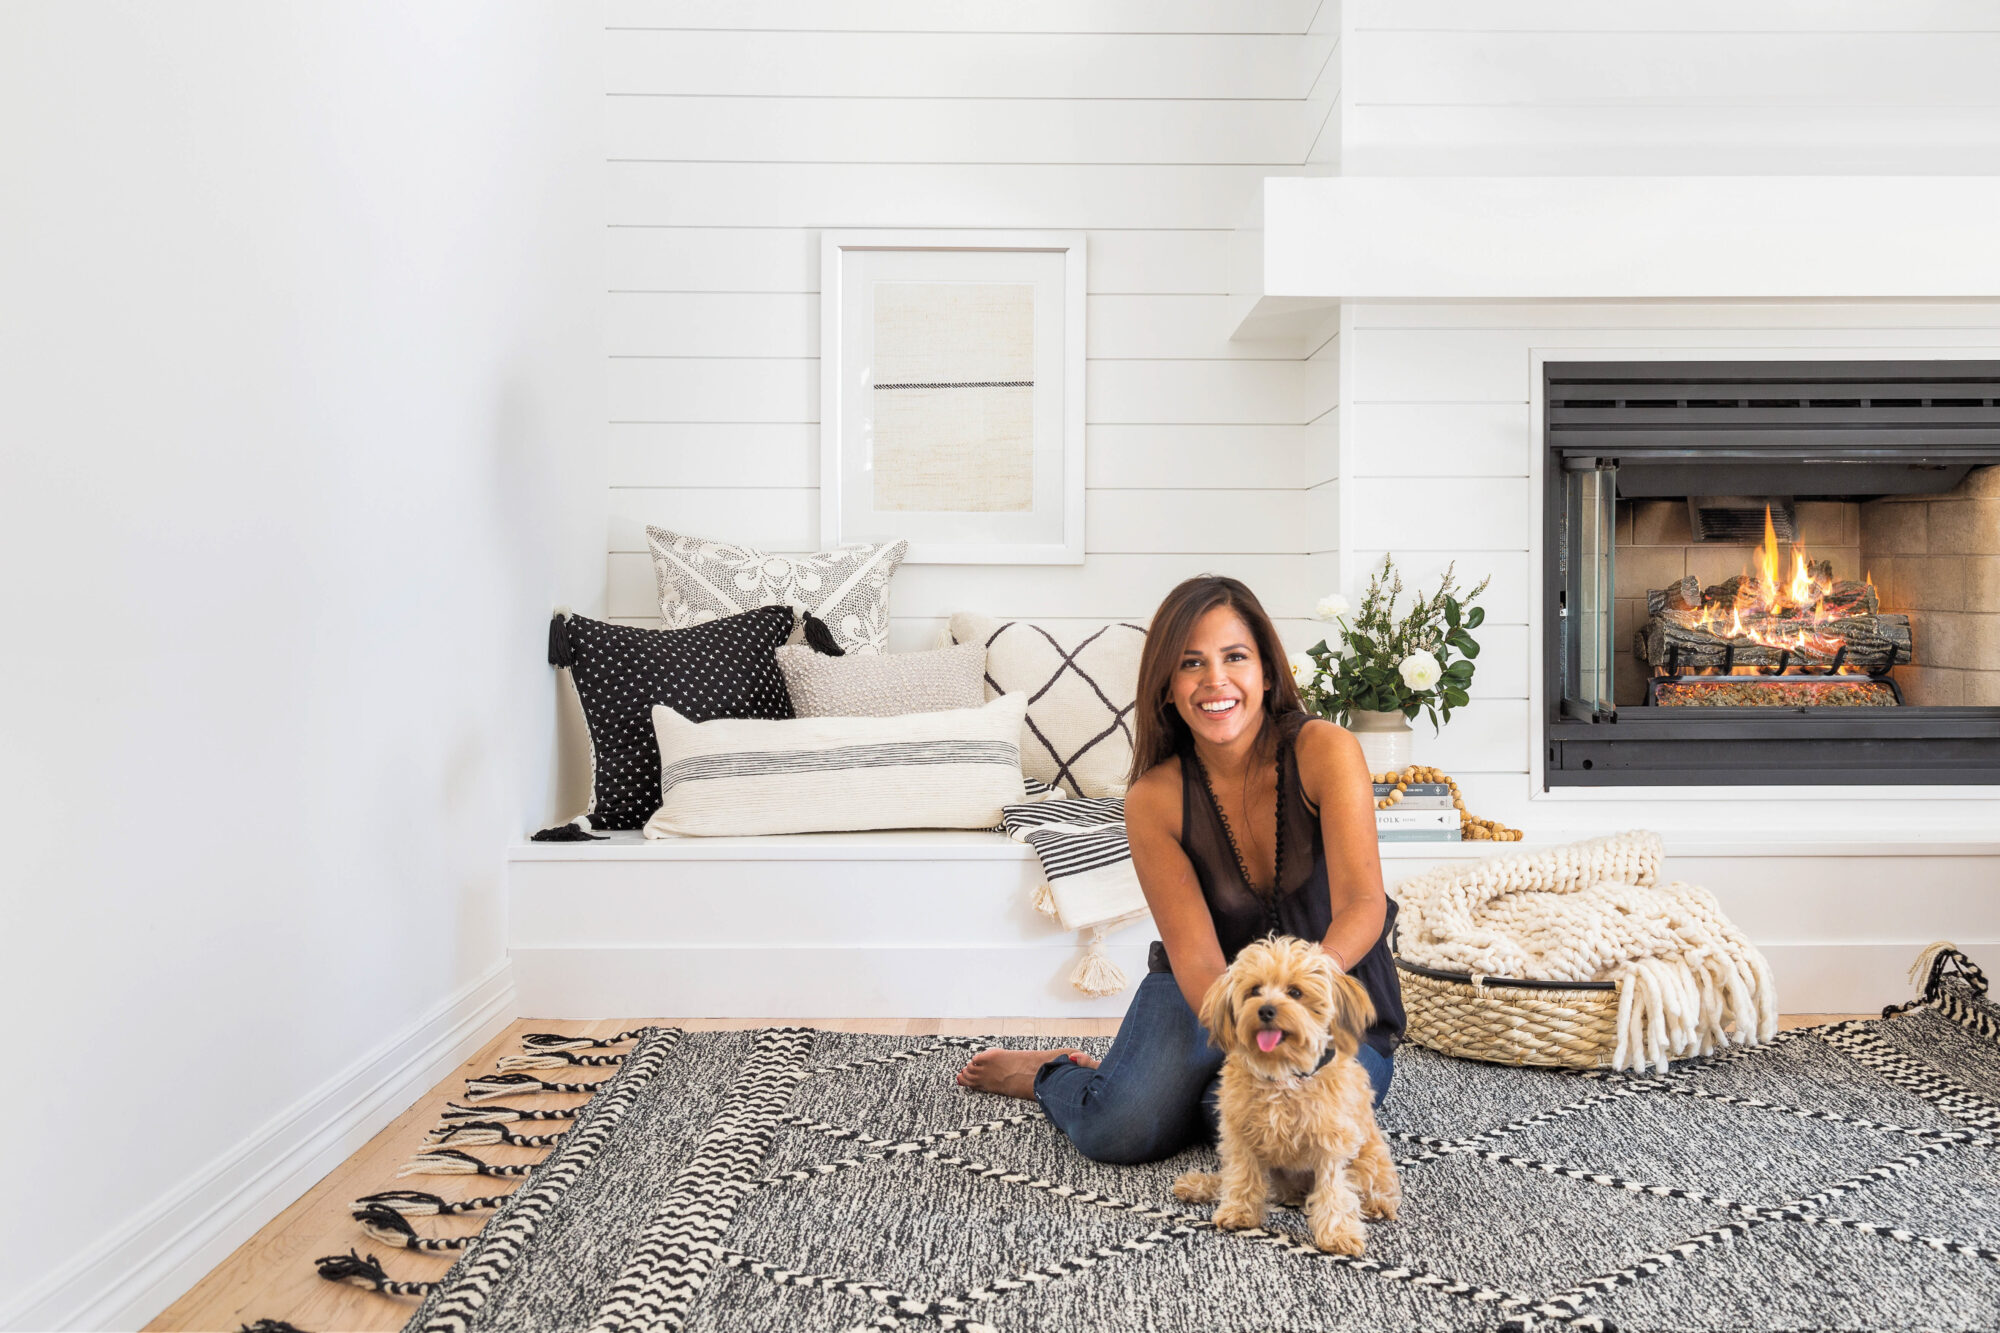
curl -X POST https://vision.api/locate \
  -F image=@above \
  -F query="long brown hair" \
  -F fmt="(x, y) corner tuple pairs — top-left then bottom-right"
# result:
(1128, 575), (1304, 784)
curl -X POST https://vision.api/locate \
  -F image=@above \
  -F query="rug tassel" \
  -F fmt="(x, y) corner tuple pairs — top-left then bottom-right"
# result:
(465, 1072), (605, 1100)
(440, 1099), (577, 1124)
(238, 1321), (310, 1333)
(1070, 924), (1128, 997)
(496, 1050), (625, 1073)
(352, 1204), (478, 1252)
(314, 1249), (434, 1298)
(1886, 940), (1988, 1018)
(397, 1147), (538, 1179)
(354, 1188), (511, 1216)
(425, 1122), (565, 1149)
(521, 1028), (646, 1052)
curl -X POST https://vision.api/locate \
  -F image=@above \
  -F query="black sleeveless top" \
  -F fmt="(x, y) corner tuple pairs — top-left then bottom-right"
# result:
(1175, 712), (1405, 1057)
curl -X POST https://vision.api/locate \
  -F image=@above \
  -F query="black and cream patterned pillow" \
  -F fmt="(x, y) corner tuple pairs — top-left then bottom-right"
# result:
(949, 613), (1147, 800)
(645, 526), (907, 656)
(550, 606), (795, 830)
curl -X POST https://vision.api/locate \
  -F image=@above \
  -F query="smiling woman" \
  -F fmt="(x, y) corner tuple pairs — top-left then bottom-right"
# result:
(956, 576), (1407, 1166)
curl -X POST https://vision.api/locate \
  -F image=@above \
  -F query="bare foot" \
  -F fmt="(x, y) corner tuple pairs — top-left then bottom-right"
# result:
(955, 1047), (1099, 1099)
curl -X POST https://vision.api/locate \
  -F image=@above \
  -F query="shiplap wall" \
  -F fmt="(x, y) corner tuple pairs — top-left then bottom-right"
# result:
(1343, 0), (2000, 175)
(1338, 301), (2000, 833)
(603, 1), (1339, 650)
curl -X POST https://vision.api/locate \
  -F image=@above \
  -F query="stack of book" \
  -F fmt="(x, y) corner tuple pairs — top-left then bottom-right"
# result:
(1375, 782), (1462, 842)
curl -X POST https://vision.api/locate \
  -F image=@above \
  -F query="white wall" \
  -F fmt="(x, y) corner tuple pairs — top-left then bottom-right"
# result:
(0, 4), (601, 1326)
(1342, 0), (2000, 175)
(600, 0), (1337, 650)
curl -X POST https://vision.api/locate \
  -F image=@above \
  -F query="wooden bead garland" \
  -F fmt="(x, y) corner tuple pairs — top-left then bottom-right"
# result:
(1369, 764), (1522, 842)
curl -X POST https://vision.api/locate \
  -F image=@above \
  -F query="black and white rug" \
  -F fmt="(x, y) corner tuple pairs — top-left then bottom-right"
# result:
(334, 953), (2000, 1332)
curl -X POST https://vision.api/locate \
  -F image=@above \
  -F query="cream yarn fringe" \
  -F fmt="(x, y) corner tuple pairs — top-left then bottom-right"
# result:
(1395, 830), (1779, 1073)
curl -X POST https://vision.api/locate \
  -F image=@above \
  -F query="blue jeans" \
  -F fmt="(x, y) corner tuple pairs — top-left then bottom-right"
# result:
(1034, 970), (1394, 1165)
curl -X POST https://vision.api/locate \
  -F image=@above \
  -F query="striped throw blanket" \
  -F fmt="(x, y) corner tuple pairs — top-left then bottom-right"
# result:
(1001, 792), (1151, 996)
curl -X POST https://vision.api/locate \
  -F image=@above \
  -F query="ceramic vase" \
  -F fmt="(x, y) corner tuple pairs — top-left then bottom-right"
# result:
(1349, 708), (1414, 775)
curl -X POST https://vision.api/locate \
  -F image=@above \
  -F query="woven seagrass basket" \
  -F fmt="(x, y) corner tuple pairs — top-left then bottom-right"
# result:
(1394, 953), (1623, 1069)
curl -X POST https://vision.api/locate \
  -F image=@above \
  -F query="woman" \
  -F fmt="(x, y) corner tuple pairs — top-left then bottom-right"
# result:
(956, 575), (1405, 1164)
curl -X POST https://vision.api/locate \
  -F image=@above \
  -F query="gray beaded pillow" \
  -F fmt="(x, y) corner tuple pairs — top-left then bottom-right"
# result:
(775, 642), (987, 718)
(645, 525), (907, 656)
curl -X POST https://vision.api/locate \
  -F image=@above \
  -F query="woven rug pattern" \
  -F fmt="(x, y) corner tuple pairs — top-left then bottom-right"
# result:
(345, 958), (1999, 1332)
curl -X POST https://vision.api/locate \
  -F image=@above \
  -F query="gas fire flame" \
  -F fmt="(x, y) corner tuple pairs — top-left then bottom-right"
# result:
(1688, 505), (1864, 673)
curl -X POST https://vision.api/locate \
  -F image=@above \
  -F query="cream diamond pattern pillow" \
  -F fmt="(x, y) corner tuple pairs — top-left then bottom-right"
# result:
(646, 526), (907, 655)
(949, 613), (1147, 799)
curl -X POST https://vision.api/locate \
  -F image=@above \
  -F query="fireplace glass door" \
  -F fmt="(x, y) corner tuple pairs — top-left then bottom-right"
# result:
(1560, 457), (1618, 723)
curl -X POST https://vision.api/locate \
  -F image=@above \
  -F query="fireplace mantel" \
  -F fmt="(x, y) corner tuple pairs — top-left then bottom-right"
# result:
(1230, 176), (2000, 339)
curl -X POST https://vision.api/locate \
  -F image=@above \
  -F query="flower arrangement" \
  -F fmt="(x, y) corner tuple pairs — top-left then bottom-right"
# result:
(1290, 555), (1490, 731)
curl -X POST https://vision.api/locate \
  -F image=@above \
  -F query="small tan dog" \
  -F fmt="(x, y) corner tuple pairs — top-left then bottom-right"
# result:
(1172, 935), (1400, 1255)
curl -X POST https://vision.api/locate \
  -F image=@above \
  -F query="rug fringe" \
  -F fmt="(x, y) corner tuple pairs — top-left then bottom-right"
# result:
(496, 1050), (626, 1073)
(424, 1121), (566, 1149)
(1884, 941), (1995, 1040)
(438, 1099), (578, 1123)
(522, 1028), (647, 1051)
(314, 1249), (435, 1298)
(464, 1072), (605, 1100)
(352, 1204), (479, 1252)
(397, 1147), (541, 1179)
(352, 1188), (511, 1216)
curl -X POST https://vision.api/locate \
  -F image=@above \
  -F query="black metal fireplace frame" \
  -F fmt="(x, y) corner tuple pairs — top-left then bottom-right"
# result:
(1542, 359), (2000, 788)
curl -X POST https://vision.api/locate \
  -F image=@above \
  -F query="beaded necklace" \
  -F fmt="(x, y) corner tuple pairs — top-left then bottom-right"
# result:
(1190, 731), (1287, 937)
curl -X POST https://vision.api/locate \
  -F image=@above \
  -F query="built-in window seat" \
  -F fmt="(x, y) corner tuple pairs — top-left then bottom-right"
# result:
(507, 832), (1998, 1018)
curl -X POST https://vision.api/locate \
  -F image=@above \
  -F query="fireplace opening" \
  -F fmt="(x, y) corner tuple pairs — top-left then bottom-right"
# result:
(1544, 360), (2000, 786)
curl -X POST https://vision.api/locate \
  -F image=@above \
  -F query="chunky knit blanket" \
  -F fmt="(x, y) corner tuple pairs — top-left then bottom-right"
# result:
(1393, 830), (1779, 1072)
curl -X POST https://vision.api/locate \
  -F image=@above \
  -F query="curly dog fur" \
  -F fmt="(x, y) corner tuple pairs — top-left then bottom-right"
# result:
(1171, 935), (1400, 1254)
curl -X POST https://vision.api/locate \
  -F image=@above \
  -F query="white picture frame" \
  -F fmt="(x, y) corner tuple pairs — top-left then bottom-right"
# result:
(820, 229), (1086, 564)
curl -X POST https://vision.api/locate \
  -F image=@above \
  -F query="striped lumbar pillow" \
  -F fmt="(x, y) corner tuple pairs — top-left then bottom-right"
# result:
(643, 692), (1029, 837)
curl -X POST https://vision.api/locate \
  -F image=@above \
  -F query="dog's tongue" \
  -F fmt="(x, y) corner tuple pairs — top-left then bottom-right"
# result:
(1256, 1029), (1284, 1053)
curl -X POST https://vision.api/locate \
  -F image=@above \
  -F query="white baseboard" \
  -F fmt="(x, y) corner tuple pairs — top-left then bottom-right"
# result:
(1, 960), (517, 1333)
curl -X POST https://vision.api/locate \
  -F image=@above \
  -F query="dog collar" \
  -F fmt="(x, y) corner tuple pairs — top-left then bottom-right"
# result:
(1249, 1046), (1338, 1084)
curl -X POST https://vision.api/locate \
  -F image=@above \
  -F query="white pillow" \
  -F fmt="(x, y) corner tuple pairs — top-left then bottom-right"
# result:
(645, 526), (907, 656)
(948, 613), (1147, 799)
(644, 692), (1029, 838)
(775, 641), (987, 718)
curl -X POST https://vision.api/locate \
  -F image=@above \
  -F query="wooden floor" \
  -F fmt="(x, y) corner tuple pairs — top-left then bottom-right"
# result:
(148, 1013), (1860, 1333)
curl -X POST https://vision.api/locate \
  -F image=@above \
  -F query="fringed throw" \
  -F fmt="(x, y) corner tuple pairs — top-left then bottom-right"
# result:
(1001, 791), (1149, 994)
(1395, 830), (1778, 1073)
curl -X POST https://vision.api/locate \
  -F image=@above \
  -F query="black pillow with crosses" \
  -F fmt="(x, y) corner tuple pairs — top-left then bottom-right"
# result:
(549, 606), (797, 830)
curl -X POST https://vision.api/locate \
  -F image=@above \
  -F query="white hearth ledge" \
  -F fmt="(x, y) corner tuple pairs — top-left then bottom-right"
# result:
(1235, 176), (2000, 333)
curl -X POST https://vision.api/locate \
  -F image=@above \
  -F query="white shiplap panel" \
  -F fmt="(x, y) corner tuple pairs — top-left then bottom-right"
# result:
(608, 551), (1307, 620)
(1350, 301), (2000, 331)
(608, 163), (1294, 230)
(608, 97), (1307, 166)
(1465, 625), (1529, 700)
(609, 423), (818, 489)
(1088, 425), (1303, 490)
(1349, 330), (1528, 403)
(1344, 106), (2000, 178)
(1348, 0), (2000, 31)
(610, 293), (815, 358)
(1413, 699), (1529, 776)
(1347, 477), (1532, 553)
(1346, 32), (2000, 107)
(1088, 360), (1311, 424)
(607, 488), (1305, 557)
(606, 32), (1323, 100)
(1305, 410), (1337, 488)
(607, 0), (1320, 33)
(1089, 489), (1304, 554)
(610, 358), (817, 423)
(1348, 549), (1530, 626)
(610, 487), (820, 553)
(1345, 403), (1531, 478)
(1090, 296), (1304, 359)
(1303, 338), (1338, 422)
(608, 227), (1232, 295)
(1305, 480), (1337, 555)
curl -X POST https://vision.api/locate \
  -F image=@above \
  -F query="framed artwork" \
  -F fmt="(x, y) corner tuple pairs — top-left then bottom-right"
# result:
(820, 230), (1085, 564)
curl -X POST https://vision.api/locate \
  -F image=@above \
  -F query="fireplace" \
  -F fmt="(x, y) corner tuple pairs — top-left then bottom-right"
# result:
(1543, 360), (2000, 786)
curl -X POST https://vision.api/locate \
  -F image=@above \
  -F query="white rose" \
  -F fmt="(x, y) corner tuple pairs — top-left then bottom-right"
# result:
(1313, 593), (1351, 623)
(1399, 649), (1442, 692)
(1288, 652), (1318, 688)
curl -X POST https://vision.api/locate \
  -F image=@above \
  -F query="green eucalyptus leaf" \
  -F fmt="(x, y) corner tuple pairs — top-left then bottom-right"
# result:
(1466, 606), (1485, 629)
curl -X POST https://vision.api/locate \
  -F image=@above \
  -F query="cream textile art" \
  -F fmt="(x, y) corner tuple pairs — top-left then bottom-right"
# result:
(644, 526), (906, 656)
(870, 282), (1035, 513)
(1393, 831), (1779, 1073)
